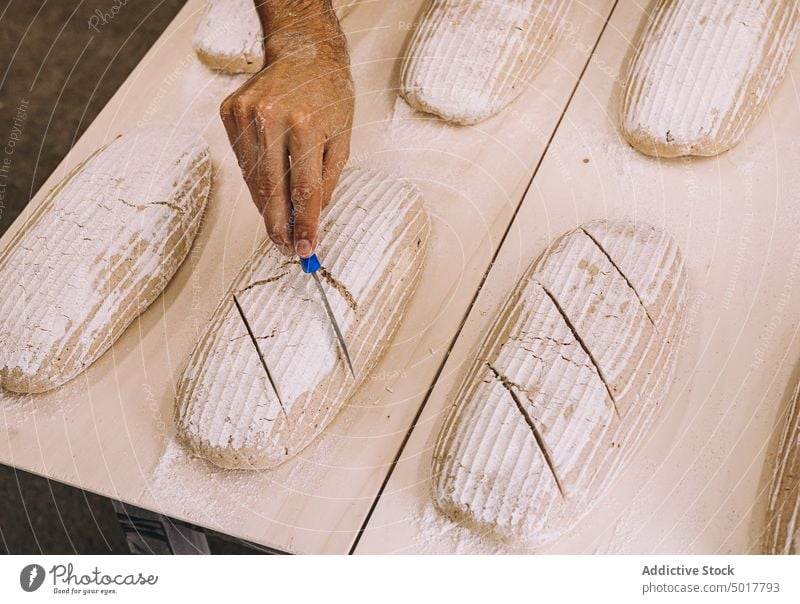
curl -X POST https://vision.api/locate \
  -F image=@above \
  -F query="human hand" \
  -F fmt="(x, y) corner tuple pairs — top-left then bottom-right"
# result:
(220, 5), (354, 258)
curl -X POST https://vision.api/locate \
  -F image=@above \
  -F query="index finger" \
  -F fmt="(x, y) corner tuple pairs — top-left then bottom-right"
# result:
(288, 129), (325, 259)
(220, 94), (261, 210)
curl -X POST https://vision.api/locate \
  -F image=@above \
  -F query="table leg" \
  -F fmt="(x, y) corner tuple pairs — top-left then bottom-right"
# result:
(112, 500), (210, 555)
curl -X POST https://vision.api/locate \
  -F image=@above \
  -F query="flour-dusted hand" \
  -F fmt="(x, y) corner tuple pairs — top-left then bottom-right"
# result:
(220, 0), (354, 258)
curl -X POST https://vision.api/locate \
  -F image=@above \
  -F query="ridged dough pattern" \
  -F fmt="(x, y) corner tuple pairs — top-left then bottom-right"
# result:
(0, 126), (211, 393)
(175, 168), (430, 470)
(621, 0), (800, 157)
(400, 0), (571, 125)
(763, 381), (800, 554)
(432, 221), (687, 546)
(193, 0), (360, 74)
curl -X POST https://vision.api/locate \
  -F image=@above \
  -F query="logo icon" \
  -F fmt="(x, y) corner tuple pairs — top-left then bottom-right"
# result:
(19, 564), (45, 592)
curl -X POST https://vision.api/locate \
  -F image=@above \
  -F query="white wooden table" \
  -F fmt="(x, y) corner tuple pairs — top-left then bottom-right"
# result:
(2, 0), (798, 554)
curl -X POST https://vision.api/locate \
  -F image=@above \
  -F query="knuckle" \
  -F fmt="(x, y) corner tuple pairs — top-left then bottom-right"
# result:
(292, 185), (313, 204)
(263, 155), (284, 175)
(256, 177), (279, 198)
(219, 97), (235, 120)
(287, 107), (310, 123)
(291, 122), (313, 139)
(255, 98), (277, 117)
(267, 227), (290, 246)
(232, 97), (250, 119)
(288, 108), (313, 130)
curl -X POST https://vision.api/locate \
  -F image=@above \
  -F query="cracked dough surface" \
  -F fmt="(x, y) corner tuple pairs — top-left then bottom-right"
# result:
(432, 220), (687, 547)
(175, 167), (430, 470)
(0, 126), (211, 394)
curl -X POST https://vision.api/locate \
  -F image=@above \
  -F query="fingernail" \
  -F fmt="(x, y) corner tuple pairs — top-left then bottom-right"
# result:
(295, 239), (312, 258)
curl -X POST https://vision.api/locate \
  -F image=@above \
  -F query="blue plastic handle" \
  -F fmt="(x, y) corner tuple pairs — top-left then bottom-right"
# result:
(300, 254), (321, 274)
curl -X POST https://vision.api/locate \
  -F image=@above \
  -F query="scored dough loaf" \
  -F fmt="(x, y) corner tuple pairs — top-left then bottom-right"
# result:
(192, 0), (360, 74)
(763, 381), (800, 554)
(621, 0), (800, 158)
(175, 168), (430, 470)
(400, 0), (571, 125)
(0, 126), (211, 394)
(432, 220), (687, 547)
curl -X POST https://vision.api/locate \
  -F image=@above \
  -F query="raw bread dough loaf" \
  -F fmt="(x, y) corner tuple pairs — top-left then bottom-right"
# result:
(175, 168), (430, 470)
(400, 0), (571, 125)
(621, 0), (800, 157)
(0, 126), (211, 394)
(193, 0), (359, 74)
(763, 381), (800, 554)
(432, 221), (687, 546)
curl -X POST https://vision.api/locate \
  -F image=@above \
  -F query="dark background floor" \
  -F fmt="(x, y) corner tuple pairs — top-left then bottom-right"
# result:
(0, 0), (252, 555)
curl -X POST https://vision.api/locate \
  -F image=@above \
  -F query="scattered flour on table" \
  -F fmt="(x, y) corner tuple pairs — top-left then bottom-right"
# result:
(0, 390), (37, 425)
(262, 436), (333, 496)
(384, 97), (452, 147)
(411, 500), (513, 554)
(0, 379), (83, 425)
(147, 439), (258, 528)
(584, 513), (639, 554)
(146, 437), (331, 528)
(411, 491), (641, 554)
(369, 98), (486, 199)
(558, 121), (662, 203)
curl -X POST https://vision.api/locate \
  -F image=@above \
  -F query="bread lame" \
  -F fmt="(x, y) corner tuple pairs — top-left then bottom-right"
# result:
(301, 253), (355, 378)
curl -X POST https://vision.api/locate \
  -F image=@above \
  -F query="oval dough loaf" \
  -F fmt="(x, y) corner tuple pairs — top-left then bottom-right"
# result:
(763, 381), (800, 554)
(400, 0), (571, 125)
(193, 0), (360, 74)
(621, 0), (800, 158)
(432, 220), (687, 546)
(175, 168), (430, 470)
(0, 126), (211, 394)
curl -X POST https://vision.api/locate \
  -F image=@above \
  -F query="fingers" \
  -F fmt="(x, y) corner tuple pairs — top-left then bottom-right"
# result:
(255, 107), (293, 254)
(223, 92), (296, 256)
(288, 120), (325, 259)
(222, 81), (352, 259)
(322, 129), (350, 208)
(220, 93), (261, 211)
(261, 158), (293, 255)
